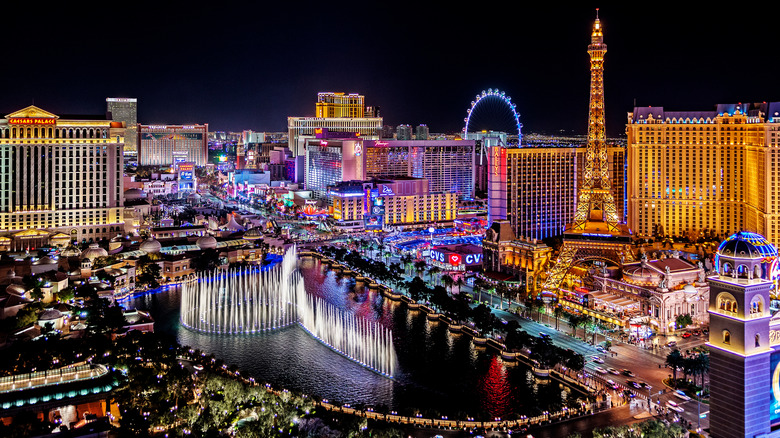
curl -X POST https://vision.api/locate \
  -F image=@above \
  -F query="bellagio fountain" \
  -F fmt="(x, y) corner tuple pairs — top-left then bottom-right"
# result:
(180, 247), (397, 378)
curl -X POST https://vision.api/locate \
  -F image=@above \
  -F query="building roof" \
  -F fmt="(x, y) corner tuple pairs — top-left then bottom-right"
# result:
(717, 231), (778, 260)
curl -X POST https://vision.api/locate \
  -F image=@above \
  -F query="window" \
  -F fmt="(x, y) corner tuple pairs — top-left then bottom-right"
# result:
(723, 330), (731, 345)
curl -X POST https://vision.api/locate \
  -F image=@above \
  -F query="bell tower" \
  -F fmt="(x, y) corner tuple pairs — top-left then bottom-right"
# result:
(707, 231), (777, 437)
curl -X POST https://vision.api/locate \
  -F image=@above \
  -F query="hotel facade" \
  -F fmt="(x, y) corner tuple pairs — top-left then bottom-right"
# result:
(627, 102), (780, 247)
(487, 145), (625, 241)
(138, 124), (208, 166)
(0, 105), (124, 244)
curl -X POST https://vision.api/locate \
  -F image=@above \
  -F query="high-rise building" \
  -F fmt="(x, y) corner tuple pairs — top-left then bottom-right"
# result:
(487, 145), (625, 241)
(138, 124), (208, 166)
(329, 177), (458, 232)
(304, 137), (365, 199)
(316, 92), (365, 118)
(415, 125), (429, 140)
(396, 124), (412, 140)
(0, 105), (124, 244)
(363, 140), (476, 198)
(106, 97), (137, 156)
(627, 102), (780, 247)
(288, 92), (382, 157)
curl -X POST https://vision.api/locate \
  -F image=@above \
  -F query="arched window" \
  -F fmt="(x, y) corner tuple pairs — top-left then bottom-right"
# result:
(756, 333), (761, 348)
(750, 295), (764, 318)
(723, 330), (731, 345)
(717, 292), (738, 316)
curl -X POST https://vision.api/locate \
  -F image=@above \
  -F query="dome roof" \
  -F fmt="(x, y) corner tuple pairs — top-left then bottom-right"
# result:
(39, 309), (63, 321)
(243, 227), (264, 240)
(717, 231), (778, 259)
(196, 235), (218, 250)
(61, 245), (81, 257)
(80, 243), (108, 260)
(139, 238), (162, 253)
(6, 284), (25, 296)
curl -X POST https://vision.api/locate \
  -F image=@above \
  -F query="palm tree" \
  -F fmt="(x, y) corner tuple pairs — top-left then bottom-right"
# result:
(441, 274), (454, 294)
(472, 284), (483, 304)
(414, 260), (427, 279)
(666, 349), (684, 383)
(428, 266), (441, 285)
(553, 305), (564, 331)
(401, 254), (413, 277)
(454, 276), (465, 294)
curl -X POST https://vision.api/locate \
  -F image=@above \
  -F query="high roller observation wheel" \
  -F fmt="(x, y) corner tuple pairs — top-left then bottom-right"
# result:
(463, 88), (523, 139)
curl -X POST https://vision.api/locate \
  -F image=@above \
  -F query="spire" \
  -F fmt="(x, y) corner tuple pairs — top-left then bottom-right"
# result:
(591, 9), (603, 44)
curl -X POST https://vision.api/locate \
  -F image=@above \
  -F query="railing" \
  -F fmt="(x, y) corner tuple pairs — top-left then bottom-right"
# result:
(0, 363), (108, 394)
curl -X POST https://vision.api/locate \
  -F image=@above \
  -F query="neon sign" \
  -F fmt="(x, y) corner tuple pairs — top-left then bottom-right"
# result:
(9, 118), (56, 125)
(464, 254), (482, 265)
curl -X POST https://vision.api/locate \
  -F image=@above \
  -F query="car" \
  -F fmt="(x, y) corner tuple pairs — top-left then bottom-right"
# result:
(606, 379), (619, 389)
(539, 332), (550, 339)
(682, 332), (692, 338)
(594, 366), (607, 374)
(692, 330), (701, 336)
(595, 345), (606, 353)
(667, 341), (678, 347)
(674, 389), (691, 401)
(639, 382), (652, 390)
(607, 367), (620, 375)
(666, 400), (684, 413)
(621, 369), (635, 377)
(626, 380), (640, 388)
(193, 364), (204, 371)
(591, 355), (605, 364)
(623, 389), (636, 398)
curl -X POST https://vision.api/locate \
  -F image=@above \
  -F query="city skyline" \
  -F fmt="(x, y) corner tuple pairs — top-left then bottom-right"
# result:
(4, 5), (778, 137)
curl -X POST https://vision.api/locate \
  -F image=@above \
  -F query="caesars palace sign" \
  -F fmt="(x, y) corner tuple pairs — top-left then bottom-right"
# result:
(9, 118), (56, 125)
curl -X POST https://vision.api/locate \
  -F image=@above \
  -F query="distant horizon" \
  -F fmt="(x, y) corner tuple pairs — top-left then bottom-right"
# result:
(2, 5), (778, 138)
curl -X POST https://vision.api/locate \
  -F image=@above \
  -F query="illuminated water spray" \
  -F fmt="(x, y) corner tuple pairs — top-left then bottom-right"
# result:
(180, 247), (397, 377)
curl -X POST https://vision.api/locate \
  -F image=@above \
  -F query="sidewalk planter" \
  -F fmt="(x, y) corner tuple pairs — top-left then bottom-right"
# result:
(448, 324), (463, 333)
(501, 351), (519, 361)
(472, 336), (488, 345)
(533, 367), (551, 377)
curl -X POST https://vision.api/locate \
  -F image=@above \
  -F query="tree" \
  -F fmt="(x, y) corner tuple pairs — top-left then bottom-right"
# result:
(441, 274), (454, 294)
(553, 305), (564, 331)
(136, 257), (162, 289)
(414, 260), (427, 279)
(675, 313), (693, 330)
(666, 349), (684, 383)
(192, 248), (222, 273)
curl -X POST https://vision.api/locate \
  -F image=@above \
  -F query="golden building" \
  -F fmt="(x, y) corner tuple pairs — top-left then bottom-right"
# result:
(627, 103), (780, 246)
(315, 92), (365, 118)
(0, 106), (125, 244)
(329, 177), (457, 231)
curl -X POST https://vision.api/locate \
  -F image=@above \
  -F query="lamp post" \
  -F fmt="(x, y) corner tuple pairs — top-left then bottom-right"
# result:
(696, 389), (702, 432)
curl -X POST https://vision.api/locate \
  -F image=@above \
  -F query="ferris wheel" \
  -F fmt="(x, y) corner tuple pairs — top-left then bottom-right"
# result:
(463, 88), (523, 141)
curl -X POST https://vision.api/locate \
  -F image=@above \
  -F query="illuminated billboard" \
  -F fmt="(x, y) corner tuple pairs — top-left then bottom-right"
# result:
(364, 197), (384, 231)
(772, 350), (780, 427)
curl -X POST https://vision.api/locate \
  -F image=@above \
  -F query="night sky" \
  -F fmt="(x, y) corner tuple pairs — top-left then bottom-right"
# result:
(4, 4), (778, 137)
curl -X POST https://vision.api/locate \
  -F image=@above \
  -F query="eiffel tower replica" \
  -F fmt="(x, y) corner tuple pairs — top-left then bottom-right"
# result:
(540, 10), (634, 301)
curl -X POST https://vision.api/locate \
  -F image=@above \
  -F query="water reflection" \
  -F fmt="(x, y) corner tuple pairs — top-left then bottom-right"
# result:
(123, 258), (575, 417)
